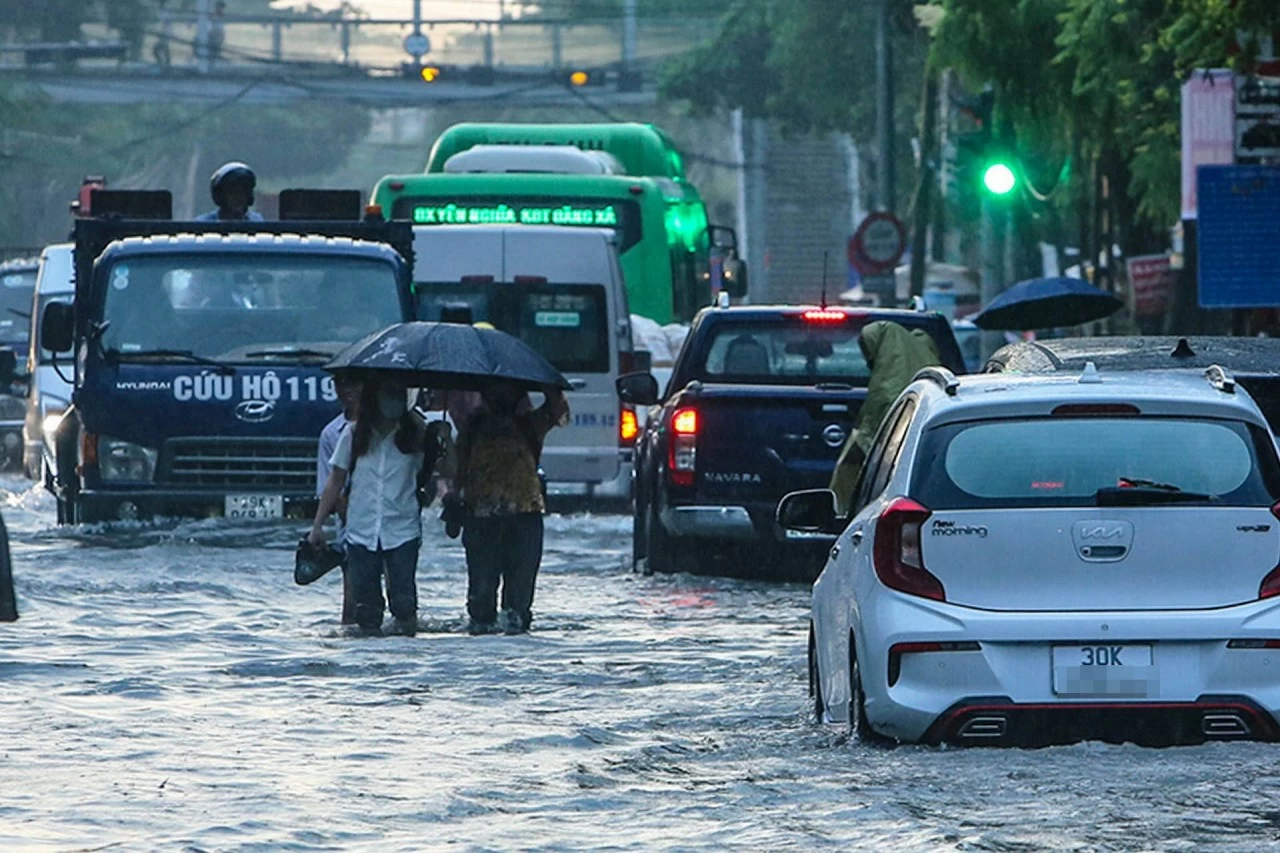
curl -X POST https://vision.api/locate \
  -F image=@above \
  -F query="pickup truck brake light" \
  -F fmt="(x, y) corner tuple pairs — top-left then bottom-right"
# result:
(802, 309), (848, 323)
(668, 407), (698, 487)
(620, 405), (639, 445)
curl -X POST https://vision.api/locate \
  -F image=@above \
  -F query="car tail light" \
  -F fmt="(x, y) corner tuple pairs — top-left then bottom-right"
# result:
(513, 275), (548, 285)
(802, 309), (847, 323)
(872, 497), (945, 601)
(667, 407), (697, 487)
(1227, 639), (1280, 649)
(888, 641), (980, 686)
(1051, 403), (1140, 416)
(460, 274), (495, 284)
(620, 405), (638, 445)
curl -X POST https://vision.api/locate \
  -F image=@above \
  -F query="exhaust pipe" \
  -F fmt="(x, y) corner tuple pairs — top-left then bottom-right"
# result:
(957, 715), (1008, 739)
(1202, 713), (1251, 738)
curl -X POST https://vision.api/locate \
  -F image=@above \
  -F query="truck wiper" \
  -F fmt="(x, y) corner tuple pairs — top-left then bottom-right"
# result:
(242, 347), (334, 360)
(1095, 481), (1214, 506)
(106, 348), (236, 375)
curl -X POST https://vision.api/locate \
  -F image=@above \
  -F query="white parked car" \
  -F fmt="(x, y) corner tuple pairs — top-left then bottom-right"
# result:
(781, 363), (1280, 746)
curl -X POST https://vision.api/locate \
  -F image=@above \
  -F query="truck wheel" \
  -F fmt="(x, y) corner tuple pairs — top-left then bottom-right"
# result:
(646, 504), (678, 574)
(631, 504), (648, 571)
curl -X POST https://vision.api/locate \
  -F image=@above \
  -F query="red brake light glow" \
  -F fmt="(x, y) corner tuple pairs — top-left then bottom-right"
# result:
(802, 309), (848, 323)
(873, 497), (945, 601)
(672, 409), (698, 435)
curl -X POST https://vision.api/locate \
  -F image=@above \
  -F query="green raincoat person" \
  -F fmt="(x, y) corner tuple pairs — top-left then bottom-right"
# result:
(829, 320), (942, 514)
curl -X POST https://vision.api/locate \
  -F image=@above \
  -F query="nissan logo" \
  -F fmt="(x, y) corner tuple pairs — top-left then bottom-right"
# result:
(235, 399), (275, 424)
(822, 423), (847, 448)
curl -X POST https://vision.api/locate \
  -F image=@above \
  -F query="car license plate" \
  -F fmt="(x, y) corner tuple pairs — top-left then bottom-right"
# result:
(1052, 644), (1155, 697)
(224, 494), (282, 520)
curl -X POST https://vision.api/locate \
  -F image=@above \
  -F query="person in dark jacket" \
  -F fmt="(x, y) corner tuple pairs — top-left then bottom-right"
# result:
(454, 381), (568, 635)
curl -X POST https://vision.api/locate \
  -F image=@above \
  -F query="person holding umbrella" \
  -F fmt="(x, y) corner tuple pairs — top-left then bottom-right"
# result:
(454, 380), (569, 635)
(309, 378), (447, 636)
(321, 321), (575, 635)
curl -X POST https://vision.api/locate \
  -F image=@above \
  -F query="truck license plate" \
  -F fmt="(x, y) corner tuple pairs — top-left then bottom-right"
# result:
(1052, 644), (1155, 697)
(225, 494), (283, 520)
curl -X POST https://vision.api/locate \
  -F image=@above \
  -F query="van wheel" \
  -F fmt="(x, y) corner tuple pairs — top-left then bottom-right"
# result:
(646, 504), (675, 574)
(632, 503), (648, 571)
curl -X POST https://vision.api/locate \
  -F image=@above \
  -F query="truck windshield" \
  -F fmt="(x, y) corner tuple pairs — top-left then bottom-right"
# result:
(99, 255), (402, 361)
(696, 320), (871, 385)
(0, 268), (36, 346)
(418, 282), (609, 374)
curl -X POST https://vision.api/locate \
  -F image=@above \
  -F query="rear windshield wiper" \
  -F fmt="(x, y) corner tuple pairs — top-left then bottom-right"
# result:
(1095, 479), (1215, 506)
(106, 348), (236, 375)
(243, 347), (334, 361)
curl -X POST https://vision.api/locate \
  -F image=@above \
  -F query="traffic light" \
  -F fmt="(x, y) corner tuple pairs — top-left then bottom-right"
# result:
(982, 161), (1017, 196)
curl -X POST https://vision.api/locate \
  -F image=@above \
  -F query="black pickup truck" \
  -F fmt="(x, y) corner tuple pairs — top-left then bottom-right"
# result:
(617, 304), (966, 580)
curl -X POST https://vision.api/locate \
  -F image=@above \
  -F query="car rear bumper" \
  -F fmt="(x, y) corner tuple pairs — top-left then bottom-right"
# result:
(78, 488), (317, 521)
(855, 594), (1280, 744)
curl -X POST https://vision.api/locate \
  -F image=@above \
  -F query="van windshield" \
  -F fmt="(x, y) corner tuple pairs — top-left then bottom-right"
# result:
(0, 267), (36, 346)
(98, 254), (402, 362)
(418, 282), (609, 374)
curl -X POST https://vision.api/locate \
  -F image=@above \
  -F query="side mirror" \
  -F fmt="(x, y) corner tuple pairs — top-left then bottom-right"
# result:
(633, 349), (653, 373)
(616, 371), (660, 406)
(41, 302), (73, 354)
(776, 489), (843, 534)
(721, 256), (748, 299)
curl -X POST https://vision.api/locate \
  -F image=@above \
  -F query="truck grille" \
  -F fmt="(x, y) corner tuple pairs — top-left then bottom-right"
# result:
(163, 438), (317, 491)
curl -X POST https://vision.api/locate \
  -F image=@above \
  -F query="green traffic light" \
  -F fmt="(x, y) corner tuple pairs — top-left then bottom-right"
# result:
(983, 162), (1017, 195)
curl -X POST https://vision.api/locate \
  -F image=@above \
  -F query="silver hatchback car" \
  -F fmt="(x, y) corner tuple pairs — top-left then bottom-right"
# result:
(782, 363), (1280, 746)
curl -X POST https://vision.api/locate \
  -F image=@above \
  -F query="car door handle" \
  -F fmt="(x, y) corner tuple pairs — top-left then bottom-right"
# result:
(567, 378), (587, 390)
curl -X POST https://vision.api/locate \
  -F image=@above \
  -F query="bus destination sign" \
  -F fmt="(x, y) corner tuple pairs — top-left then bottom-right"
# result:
(413, 202), (621, 227)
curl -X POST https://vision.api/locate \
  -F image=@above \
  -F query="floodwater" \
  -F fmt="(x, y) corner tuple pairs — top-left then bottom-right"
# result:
(3, 476), (1280, 851)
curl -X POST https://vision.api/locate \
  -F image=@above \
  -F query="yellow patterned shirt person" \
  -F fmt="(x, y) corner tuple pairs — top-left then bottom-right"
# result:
(457, 391), (570, 517)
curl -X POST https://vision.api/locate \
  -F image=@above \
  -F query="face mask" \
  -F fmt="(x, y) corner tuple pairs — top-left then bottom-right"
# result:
(377, 388), (407, 420)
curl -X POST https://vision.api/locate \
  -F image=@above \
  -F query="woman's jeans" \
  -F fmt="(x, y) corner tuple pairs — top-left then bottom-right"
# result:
(463, 513), (544, 630)
(346, 538), (420, 631)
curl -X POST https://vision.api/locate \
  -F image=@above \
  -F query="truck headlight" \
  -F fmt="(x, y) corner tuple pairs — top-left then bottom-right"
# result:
(97, 435), (158, 483)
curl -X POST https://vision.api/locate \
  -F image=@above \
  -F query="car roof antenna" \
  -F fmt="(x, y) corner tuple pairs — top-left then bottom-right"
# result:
(819, 251), (829, 309)
(1171, 337), (1196, 359)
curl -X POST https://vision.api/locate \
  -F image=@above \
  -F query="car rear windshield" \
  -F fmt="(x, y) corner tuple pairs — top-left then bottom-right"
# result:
(911, 417), (1280, 509)
(695, 319), (872, 385)
(418, 283), (609, 374)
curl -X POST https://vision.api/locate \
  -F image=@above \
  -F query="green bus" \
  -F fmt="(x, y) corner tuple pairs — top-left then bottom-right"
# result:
(371, 172), (717, 324)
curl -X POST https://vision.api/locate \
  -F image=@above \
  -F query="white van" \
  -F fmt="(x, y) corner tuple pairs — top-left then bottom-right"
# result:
(412, 225), (635, 501)
(23, 243), (74, 481)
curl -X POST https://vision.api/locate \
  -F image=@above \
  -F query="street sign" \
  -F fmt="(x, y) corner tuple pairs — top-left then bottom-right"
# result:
(1181, 69), (1235, 220)
(403, 32), (430, 60)
(848, 212), (906, 276)
(1196, 164), (1280, 308)
(1126, 254), (1173, 318)
(1235, 74), (1280, 160)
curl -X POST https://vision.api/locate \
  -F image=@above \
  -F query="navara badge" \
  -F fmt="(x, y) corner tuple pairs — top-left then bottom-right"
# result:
(822, 423), (847, 448)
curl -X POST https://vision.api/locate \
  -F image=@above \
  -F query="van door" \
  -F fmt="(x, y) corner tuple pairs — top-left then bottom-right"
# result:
(502, 230), (620, 486)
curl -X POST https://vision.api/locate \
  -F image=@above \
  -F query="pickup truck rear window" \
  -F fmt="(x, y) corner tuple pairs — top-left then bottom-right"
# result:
(911, 417), (1280, 509)
(418, 282), (609, 374)
(697, 321), (870, 385)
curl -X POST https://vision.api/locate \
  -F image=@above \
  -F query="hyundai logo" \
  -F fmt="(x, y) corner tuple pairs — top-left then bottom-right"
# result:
(234, 399), (275, 424)
(822, 423), (847, 448)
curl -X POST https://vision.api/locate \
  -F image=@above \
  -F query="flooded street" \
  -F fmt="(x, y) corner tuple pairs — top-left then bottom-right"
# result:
(2, 476), (1280, 851)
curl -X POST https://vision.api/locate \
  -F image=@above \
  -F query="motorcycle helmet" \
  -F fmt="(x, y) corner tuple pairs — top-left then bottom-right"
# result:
(210, 161), (256, 208)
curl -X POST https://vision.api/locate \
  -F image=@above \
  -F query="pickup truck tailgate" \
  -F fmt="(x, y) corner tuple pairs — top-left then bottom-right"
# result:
(692, 386), (864, 500)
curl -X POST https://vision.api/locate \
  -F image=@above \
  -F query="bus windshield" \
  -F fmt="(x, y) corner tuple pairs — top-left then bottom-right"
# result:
(99, 255), (402, 362)
(418, 282), (609, 374)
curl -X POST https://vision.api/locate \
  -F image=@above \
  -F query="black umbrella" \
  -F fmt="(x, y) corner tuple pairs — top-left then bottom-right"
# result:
(325, 322), (571, 392)
(972, 276), (1124, 331)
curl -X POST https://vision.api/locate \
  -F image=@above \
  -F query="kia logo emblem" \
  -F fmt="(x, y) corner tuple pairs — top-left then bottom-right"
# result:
(822, 423), (847, 448)
(235, 399), (275, 424)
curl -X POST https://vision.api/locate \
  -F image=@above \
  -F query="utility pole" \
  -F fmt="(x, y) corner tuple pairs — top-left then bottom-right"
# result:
(980, 194), (1006, 358)
(874, 0), (895, 212)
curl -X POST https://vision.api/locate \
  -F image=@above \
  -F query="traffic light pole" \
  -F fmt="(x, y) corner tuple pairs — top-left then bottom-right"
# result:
(980, 193), (1006, 358)
(875, 0), (895, 213)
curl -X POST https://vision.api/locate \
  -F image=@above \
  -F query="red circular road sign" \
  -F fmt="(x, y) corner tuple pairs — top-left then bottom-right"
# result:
(848, 211), (906, 276)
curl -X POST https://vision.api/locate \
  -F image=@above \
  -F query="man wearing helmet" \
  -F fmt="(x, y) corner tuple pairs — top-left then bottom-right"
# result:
(196, 161), (264, 222)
